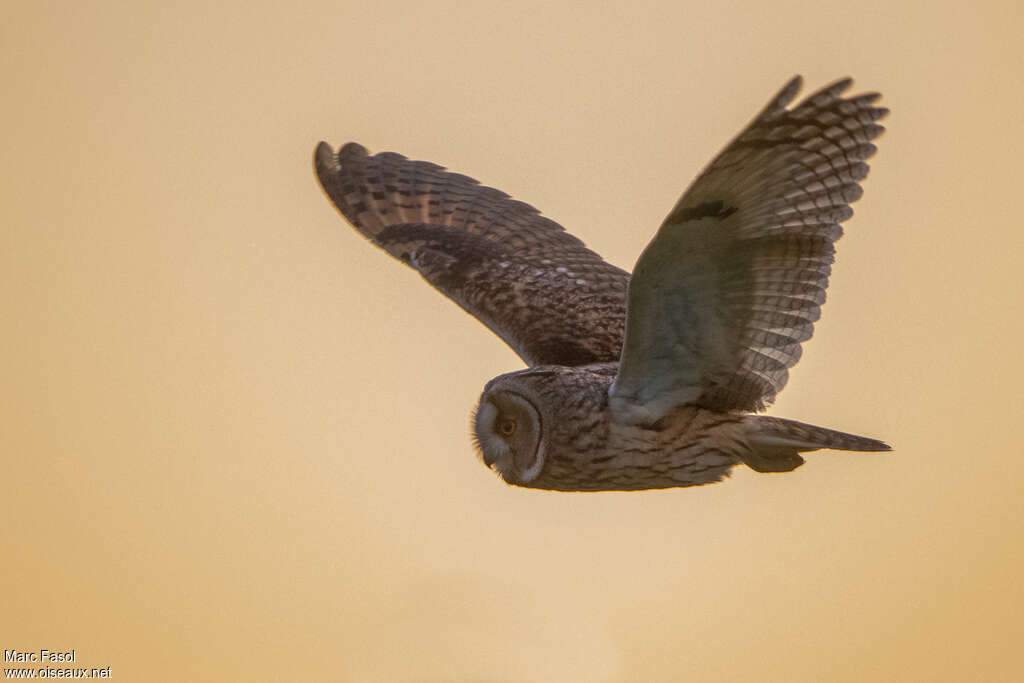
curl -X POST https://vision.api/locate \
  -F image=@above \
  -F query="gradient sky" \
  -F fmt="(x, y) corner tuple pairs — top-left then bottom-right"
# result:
(4, 1), (1023, 681)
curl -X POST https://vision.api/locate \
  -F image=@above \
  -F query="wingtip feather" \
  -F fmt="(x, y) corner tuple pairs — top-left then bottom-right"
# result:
(338, 141), (368, 161)
(314, 141), (338, 175)
(774, 75), (803, 108)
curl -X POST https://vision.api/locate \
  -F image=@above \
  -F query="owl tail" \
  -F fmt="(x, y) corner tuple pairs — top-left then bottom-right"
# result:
(740, 415), (891, 473)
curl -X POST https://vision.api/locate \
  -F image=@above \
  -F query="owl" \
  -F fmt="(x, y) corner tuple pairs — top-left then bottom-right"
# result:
(314, 76), (890, 491)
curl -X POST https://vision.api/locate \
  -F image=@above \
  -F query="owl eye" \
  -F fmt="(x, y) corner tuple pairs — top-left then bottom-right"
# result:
(496, 416), (517, 437)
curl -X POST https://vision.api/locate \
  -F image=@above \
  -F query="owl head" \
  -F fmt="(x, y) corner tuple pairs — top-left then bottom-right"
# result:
(472, 364), (616, 486)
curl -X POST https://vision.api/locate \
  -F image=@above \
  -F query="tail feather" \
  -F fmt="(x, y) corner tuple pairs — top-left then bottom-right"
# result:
(741, 415), (890, 473)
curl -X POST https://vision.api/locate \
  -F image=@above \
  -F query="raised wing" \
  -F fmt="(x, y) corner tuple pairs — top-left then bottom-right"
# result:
(314, 142), (629, 367)
(609, 77), (887, 420)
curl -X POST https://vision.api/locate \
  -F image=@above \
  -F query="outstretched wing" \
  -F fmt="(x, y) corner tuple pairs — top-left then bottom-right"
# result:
(609, 76), (887, 421)
(314, 142), (629, 367)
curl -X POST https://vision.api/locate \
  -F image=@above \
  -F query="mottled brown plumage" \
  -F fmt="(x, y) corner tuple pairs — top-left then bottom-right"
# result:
(314, 76), (891, 491)
(313, 141), (628, 367)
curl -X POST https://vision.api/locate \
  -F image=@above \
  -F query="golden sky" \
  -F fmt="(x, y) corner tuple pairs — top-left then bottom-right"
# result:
(3, 1), (1023, 681)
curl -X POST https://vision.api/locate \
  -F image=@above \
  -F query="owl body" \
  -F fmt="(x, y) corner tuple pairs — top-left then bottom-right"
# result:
(315, 76), (892, 492)
(477, 364), (745, 491)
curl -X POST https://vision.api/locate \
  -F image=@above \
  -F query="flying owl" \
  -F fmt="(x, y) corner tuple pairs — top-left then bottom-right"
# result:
(314, 76), (890, 491)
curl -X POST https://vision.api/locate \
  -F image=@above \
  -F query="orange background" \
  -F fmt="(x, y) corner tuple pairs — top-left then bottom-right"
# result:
(3, 1), (1022, 680)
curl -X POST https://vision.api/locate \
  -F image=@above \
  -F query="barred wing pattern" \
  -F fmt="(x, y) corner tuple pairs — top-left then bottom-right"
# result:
(610, 77), (888, 419)
(314, 142), (629, 367)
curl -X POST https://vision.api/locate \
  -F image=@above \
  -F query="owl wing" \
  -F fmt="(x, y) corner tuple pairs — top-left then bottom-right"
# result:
(314, 142), (629, 367)
(609, 76), (888, 421)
